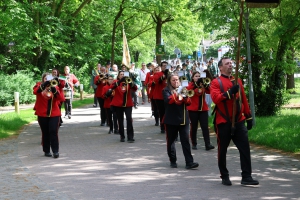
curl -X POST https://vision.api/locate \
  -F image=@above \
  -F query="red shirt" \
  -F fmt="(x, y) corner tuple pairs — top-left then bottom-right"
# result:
(94, 76), (107, 98)
(186, 82), (210, 111)
(210, 75), (251, 125)
(102, 84), (113, 108)
(145, 71), (155, 99)
(153, 71), (167, 100)
(33, 82), (63, 117)
(110, 80), (137, 107)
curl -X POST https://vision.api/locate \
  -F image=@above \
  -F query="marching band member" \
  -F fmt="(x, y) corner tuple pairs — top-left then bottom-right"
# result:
(94, 67), (107, 126)
(63, 66), (80, 119)
(52, 68), (65, 126)
(186, 71), (215, 150)
(110, 70), (137, 143)
(162, 73), (199, 169)
(102, 74), (116, 134)
(153, 61), (168, 133)
(33, 73), (63, 158)
(210, 57), (258, 186)
(145, 63), (159, 126)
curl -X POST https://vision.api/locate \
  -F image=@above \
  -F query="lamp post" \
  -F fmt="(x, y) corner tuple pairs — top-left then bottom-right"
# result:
(244, 9), (256, 126)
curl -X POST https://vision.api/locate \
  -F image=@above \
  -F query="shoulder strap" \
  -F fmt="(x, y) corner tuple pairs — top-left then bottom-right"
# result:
(216, 77), (231, 123)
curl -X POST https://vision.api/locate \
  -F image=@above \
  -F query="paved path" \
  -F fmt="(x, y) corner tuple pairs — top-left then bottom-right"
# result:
(1, 102), (300, 199)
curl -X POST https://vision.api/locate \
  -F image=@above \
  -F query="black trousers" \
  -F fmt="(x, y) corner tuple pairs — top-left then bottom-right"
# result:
(93, 88), (98, 105)
(64, 98), (72, 116)
(111, 106), (118, 131)
(216, 121), (252, 179)
(155, 99), (165, 131)
(105, 108), (113, 131)
(38, 116), (60, 153)
(188, 111), (211, 146)
(151, 98), (159, 124)
(97, 97), (106, 124)
(165, 123), (194, 164)
(115, 107), (134, 140)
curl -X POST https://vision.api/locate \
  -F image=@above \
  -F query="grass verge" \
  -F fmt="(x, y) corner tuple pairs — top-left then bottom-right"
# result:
(0, 98), (94, 139)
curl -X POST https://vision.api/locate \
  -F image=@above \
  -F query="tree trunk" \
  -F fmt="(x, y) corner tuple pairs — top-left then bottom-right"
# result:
(286, 74), (295, 93)
(155, 18), (162, 65)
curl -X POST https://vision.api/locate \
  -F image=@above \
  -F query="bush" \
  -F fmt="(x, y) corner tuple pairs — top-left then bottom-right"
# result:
(0, 71), (36, 106)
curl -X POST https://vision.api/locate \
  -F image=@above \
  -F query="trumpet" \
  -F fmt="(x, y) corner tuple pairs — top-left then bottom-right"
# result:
(176, 87), (194, 98)
(180, 76), (187, 81)
(99, 73), (107, 80)
(50, 79), (58, 87)
(203, 78), (211, 87)
(125, 77), (132, 84)
(181, 87), (195, 97)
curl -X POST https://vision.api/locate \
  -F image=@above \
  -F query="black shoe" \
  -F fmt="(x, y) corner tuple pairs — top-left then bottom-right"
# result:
(53, 152), (59, 158)
(108, 130), (113, 134)
(127, 139), (135, 143)
(114, 130), (119, 134)
(192, 145), (198, 150)
(222, 177), (232, 186)
(155, 123), (159, 126)
(161, 130), (165, 134)
(170, 162), (177, 168)
(44, 152), (52, 157)
(241, 177), (259, 185)
(93, 104), (97, 107)
(120, 138), (125, 142)
(100, 123), (105, 126)
(205, 144), (215, 151)
(185, 162), (199, 169)
(68, 115), (71, 119)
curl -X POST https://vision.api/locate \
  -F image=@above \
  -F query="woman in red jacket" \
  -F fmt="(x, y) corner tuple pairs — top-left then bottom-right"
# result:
(186, 71), (215, 151)
(145, 63), (159, 126)
(33, 73), (63, 158)
(102, 74), (116, 134)
(110, 71), (137, 142)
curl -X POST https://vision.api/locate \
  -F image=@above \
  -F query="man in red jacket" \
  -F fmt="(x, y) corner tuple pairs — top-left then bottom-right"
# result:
(210, 57), (259, 186)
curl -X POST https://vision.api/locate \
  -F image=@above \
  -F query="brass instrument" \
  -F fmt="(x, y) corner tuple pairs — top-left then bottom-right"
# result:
(50, 79), (58, 87)
(181, 87), (195, 97)
(125, 77), (132, 84)
(94, 68), (99, 76)
(180, 76), (187, 81)
(99, 73), (107, 80)
(203, 78), (211, 87)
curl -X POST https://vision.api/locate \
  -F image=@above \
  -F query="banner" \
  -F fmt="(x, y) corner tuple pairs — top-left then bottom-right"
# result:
(122, 26), (131, 68)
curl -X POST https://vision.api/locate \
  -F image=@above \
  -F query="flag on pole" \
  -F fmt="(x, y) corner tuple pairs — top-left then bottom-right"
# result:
(122, 25), (131, 68)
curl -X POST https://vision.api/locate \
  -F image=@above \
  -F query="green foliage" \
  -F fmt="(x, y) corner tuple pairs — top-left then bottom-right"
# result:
(0, 71), (36, 106)
(249, 109), (300, 153)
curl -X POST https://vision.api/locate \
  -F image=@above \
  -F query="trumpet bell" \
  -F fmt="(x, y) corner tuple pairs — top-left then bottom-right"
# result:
(125, 77), (132, 84)
(50, 79), (58, 87)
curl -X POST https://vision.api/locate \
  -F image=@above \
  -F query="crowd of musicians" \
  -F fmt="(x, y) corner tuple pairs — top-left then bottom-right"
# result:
(32, 57), (259, 186)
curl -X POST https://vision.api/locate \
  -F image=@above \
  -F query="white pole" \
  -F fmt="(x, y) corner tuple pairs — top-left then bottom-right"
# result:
(80, 84), (83, 100)
(14, 92), (20, 114)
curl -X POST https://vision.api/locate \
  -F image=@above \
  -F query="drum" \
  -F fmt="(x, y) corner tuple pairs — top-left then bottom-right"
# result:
(63, 88), (72, 99)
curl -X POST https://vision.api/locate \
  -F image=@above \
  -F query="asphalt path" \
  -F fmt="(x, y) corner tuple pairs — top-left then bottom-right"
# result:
(1, 102), (300, 199)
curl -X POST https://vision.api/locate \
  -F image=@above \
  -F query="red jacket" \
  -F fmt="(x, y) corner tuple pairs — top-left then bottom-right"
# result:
(210, 74), (252, 125)
(102, 84), (113, 108)
(153, 71), (167, 100)
(145, 71), (155, 99)
(186, 82), (210, 111)
(33, 82), (63, 117)
(110, 80), (137, 107)
(94, 75), (107, 98)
